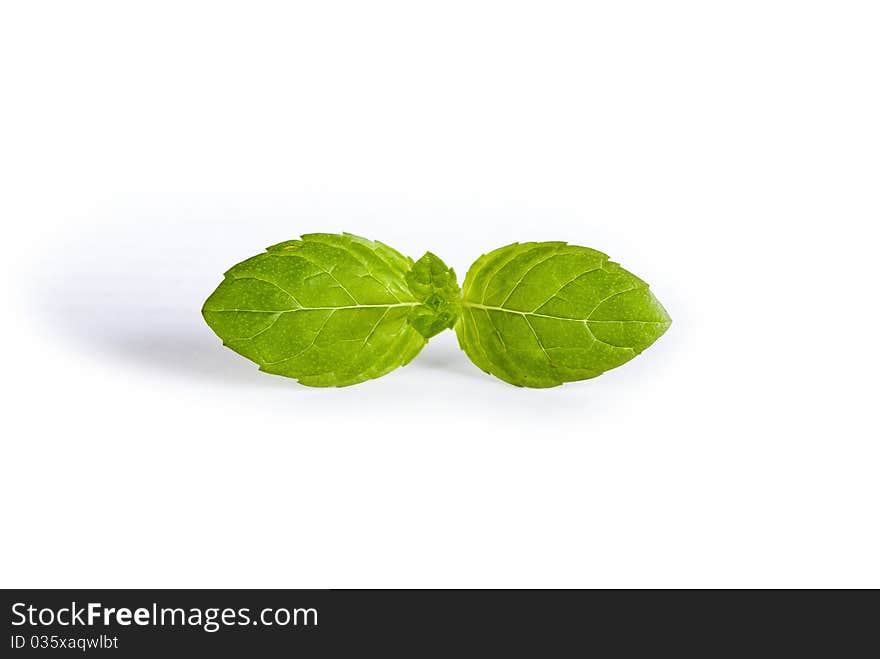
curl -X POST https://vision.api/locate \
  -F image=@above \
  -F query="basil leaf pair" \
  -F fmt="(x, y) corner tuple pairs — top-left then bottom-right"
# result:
(202, 233), (671, 387)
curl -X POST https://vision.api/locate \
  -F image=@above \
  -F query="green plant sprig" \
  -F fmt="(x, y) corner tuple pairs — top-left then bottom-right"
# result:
(202, 233), (671, 387)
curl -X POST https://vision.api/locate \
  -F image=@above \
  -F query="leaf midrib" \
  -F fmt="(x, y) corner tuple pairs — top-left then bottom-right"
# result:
(206, 302), (420, 314)
(461, 301), (669, 324)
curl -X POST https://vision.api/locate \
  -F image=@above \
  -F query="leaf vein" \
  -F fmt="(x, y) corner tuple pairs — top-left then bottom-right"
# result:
(284, 253), (360, 305)
(523, 316), (553, 363)
(207, 302), (418, 313)
(299, 236), (404, 303)
(228, 275), (303, 308)
(585, 285), (644, 320)
(477, 245), (542, 304)
(496, 249), (567, 308)
(530, 266), (603, 312)
(261, 309), (336, 367)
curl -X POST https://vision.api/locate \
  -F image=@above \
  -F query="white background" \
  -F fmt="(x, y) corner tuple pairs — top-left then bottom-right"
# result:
(1, 1), (878, 588)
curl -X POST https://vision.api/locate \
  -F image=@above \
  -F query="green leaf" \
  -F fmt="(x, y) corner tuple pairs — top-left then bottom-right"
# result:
(202, 233), (432, 387)
(455, 242), (671, 388)
(405, 251), (461, 339)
